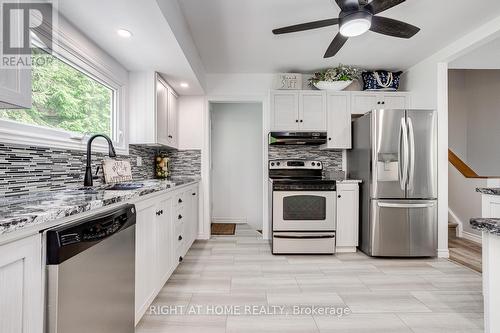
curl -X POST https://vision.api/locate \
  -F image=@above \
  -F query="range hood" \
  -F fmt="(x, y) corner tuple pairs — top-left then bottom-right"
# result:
(269, 132), (327, 145)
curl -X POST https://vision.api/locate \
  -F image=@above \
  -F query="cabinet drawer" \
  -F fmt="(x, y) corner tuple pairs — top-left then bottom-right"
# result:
(174, 206), (185, 224)
(176, 242), (185, 262)
(175, 218), (184, 237)
(174, 192), (186, 208)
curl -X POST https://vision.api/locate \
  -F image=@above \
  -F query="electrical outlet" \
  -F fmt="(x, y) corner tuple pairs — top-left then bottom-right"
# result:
(136, 156), (143, 167)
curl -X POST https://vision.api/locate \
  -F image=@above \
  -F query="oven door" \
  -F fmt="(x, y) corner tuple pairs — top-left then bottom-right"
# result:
(273, 191), (336, 231)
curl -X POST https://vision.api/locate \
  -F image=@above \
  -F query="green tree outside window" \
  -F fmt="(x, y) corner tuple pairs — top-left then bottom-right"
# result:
(0, 48), (113, 136)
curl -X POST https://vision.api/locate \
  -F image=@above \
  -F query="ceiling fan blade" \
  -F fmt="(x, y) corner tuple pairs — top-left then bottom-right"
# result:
(273, 18), (339, 35)
(364, 0), (405, 14)
(335, 0), (360, 11)
(324, 33), (348, 58)
(370, 16), (420, 38)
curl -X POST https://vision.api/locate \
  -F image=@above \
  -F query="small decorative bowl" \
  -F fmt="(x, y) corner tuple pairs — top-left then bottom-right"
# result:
(313, 80), (353, 91)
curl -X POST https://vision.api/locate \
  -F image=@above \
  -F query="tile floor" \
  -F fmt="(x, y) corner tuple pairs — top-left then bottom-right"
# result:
(136, 224), (484, 333)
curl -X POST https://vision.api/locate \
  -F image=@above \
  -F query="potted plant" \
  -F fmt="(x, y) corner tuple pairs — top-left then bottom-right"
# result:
(309, 65), (361, 91)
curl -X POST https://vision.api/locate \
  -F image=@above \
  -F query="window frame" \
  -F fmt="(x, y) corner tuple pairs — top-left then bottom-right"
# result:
(0, 17), (129, 155)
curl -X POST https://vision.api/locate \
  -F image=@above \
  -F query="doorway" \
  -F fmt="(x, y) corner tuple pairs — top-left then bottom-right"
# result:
(209, 102), (263, 235)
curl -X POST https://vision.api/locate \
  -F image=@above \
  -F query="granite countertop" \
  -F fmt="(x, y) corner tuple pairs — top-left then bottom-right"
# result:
(0, 177), (200, 241)
(476, 188), (500, 196)
(470, 218), (500, 236)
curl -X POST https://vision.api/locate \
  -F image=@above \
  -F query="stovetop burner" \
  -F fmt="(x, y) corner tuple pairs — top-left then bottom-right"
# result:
(269, 160), (336, 191)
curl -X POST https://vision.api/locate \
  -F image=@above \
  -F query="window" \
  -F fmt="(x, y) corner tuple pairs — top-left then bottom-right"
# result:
(0, 48), (115, 137)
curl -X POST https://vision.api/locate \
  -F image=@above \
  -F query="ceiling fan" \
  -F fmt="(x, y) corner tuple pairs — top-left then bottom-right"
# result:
(272, 0), (420, 58)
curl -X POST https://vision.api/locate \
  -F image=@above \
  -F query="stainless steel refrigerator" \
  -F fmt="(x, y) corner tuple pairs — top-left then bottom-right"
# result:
(348, 109), (438, 257)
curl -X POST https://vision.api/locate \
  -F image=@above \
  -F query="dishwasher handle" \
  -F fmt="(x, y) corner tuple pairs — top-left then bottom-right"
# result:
(46, 204), (136, 265)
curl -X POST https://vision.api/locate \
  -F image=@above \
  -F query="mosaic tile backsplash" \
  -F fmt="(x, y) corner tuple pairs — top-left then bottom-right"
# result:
(268, 145), (343, 176)
(163, 149), (202, 178)
(0, 142), (201, 197)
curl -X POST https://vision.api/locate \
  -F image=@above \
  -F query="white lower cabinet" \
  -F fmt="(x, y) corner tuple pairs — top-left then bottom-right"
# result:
(336, 183), (360, 253)
(135, 198), (159, 323)
(0, 234), (42, 333)
(134, 183), (199, 324)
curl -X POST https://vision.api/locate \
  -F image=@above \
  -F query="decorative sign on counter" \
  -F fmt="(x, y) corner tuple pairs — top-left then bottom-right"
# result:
(102, 160), (133, 184)
(273, 73), (303, 90)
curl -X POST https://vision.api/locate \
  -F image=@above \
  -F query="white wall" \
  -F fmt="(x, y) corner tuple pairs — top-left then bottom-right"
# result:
(448, 164), (485, 238)
(402, 13), (500, 256)
(210, 103), (263, 230)
(448, 70), (468, 160)
(206, 73), (275, 96)
(178, 96), (204, 149)
(463, 70), (500, 175)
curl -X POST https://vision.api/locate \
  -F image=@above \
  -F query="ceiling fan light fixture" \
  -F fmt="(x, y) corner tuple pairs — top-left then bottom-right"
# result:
(339, 11), (372, 37)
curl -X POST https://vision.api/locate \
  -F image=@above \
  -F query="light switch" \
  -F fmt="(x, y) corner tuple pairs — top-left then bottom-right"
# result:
(136, 156), (143, 166)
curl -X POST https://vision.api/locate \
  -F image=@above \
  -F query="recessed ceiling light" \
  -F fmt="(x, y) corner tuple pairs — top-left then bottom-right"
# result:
(180, 82), (189, 88)
(117, 29), (132, 38)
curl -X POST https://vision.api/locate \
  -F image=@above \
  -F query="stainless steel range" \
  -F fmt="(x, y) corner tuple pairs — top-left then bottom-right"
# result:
(269, 160), (336, 254)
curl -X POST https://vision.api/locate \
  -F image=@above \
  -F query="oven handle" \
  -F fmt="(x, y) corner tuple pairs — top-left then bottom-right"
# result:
(274, 234), (335, 239)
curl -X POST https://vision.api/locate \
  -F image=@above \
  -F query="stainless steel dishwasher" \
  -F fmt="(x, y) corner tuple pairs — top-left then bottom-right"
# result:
(46, 204), (136, 333)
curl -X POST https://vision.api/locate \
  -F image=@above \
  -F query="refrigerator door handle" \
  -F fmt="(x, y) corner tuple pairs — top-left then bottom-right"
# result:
(407, 117), (416, 190)
(399, 117), (409, 191)
(377, 202), (436, 209)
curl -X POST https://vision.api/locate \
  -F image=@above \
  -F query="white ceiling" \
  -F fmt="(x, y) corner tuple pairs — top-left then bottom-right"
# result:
(58, 0), (205, 95)
(450, 35), (500, 69)
(178, 0), (500, 73)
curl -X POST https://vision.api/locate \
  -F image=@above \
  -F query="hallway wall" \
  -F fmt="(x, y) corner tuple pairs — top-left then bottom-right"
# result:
(210, 102), (263, 230)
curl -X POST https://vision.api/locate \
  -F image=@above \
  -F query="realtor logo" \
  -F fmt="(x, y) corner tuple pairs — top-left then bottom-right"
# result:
(2, 1), (53, 55)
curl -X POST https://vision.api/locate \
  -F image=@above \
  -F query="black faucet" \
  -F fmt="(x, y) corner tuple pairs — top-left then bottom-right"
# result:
(84, 134), (117, 187)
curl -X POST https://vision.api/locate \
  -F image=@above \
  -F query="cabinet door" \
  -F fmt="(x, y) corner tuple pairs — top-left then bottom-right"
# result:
(383, 94), (408, 109)
(336, 185), (359, 249)
(351, 93), (378, 115)
(299, 92), (327, 131)
(167, 90), (178, 148)
(0, 235), (42, 333)
(0, 28), (31, 108)
(135, 202), (157, 319)
(326, 93), (351, 149)
(156, 77), (169, 145)
(271, 91), (299, 131)
(190, 186), (199, 243)
(156, 197), (173, 284)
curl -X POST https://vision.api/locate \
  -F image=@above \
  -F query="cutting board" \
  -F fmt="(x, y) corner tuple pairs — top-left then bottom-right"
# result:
(102, 160), (133, 184)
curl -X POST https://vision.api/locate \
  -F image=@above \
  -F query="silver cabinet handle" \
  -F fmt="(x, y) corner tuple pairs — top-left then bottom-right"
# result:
(399, 117), (409, 191)
(377, 202), (436, 208)
(407, 117), (416, 191)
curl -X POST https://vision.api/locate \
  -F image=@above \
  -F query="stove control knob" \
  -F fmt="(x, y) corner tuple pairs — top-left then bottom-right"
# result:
(271, 162), (275, 166)
(311, 162), (315, 166)
(276, 162), (281, 166)
(317, 162), (321, 167)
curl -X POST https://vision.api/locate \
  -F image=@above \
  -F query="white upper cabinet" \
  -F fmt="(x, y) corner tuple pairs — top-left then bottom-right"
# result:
(271, 91), (300, 131)
(0, 67), (31, 109)
(299, 91), (327, 131)
(129, 72), (178, 149)
(351, 91), (410, 115)
(324, 92), (351, 149)
(271, 91), (326, 131)
(0, 30), (32, 109)
(167, 89), (179, 148)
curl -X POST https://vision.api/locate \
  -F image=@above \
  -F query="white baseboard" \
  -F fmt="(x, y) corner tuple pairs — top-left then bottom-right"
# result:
(336, 246), (357, 253)
(462, 231), (483, 244)
(211, 217), (247, 224)
(197, 232), (210, 240)
(437, 248), (450, 258)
